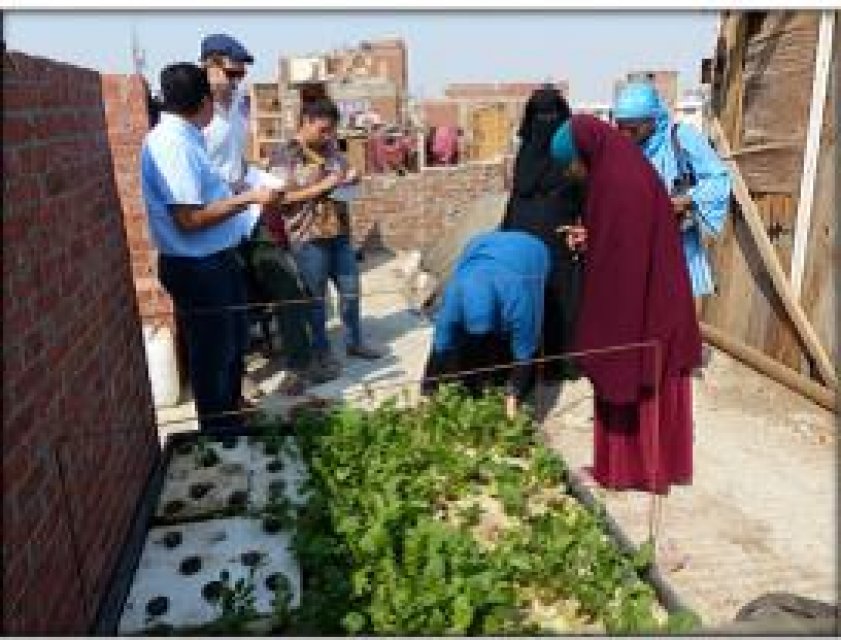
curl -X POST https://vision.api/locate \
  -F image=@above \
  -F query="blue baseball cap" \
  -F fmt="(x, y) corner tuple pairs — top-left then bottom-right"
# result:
(200, 34), (254, 64)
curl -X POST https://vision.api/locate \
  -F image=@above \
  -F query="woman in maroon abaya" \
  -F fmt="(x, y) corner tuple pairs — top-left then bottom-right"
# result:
(550, 114), (702, 495)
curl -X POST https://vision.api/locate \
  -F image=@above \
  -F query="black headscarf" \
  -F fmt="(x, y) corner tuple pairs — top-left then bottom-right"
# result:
(502, 86), (582, 381)
(511, 86), (572, 198)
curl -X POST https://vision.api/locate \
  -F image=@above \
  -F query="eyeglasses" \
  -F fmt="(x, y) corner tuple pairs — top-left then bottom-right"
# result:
(222, 67), (246, 81)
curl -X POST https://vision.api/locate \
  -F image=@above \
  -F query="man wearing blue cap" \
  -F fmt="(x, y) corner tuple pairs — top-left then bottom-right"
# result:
(613, 82), (731, 314)
(200, 34), (325, 394)
(200, 34), (253, 185)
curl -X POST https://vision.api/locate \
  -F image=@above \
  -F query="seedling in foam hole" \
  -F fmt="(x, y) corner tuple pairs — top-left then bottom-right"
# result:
(163, 499), (185, 516)
(209, 568), (259, 634)
(161, 530), (182, 549)
(220, 435), (239, 449)
(194, 435), (220, 468)
(268, 478), (286, 500)
(262, 491), (296, 534)
(266, 458), (284, 473)
(176, 442), (194, 456)
(269, 572), (294, 629)
(189, 481), (214, 500)
(227, 490), (249, 511)
(240, 550), (266, 568)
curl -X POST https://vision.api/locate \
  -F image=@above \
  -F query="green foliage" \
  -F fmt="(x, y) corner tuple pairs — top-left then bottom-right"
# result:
(457, 502), (484, 528)
(207, 568), (259, 634)
(284, 386), (688, 635)
(260, 485), (296, 535)
(269, 572), (294, 630)
(633, 538), (656, 572)
(666, 608), (702, 634)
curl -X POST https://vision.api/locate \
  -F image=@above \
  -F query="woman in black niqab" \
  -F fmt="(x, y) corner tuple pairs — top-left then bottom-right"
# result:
(501, 86), (584, 381)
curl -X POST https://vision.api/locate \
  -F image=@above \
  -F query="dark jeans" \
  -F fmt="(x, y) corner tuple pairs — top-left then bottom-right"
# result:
(159, 249), (247, 432)
(293, 234), (362, 352)
(239, 223), (313, 370)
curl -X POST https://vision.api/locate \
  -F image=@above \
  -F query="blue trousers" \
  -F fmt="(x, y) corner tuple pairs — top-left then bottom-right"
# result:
(293, 235), (362, 352)
(159, 249), (248, 432)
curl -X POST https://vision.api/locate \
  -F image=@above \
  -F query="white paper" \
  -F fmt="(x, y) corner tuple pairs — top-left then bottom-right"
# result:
(244, 165), (288, 190)
(240, 166), (289, 234)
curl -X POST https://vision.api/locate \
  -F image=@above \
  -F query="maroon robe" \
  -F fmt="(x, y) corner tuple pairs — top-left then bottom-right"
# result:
(569, 115), (702, 494)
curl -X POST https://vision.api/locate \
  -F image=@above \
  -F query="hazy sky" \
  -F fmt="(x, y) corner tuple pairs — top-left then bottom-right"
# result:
(4, 11), (719, 103)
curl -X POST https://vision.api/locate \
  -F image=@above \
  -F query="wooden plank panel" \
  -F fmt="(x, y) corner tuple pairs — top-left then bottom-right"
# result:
(763, 194), (803, 369)
(799, 24), (838, 371)
(743, 193), (775, 352)
(703, 208), (737, 329)
(720, 12), (747, 148)
(708, 117), (836, 386)
(739, 12), (818, 193)
(704, 11), (837, 383)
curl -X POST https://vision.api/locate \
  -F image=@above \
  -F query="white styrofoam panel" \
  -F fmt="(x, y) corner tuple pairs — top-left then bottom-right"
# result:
(118, 517), (301, 634)
(248, 437), (309, 509)
(155, 439), (250, 521)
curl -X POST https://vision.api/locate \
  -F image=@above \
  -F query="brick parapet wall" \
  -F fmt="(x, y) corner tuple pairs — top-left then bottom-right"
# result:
(351, 157), (513, 251)
(101, 74), (174, 331)
(2, 52), (160, 634)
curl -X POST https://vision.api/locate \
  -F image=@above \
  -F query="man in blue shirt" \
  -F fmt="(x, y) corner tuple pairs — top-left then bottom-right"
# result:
(141, 62), (283, 432)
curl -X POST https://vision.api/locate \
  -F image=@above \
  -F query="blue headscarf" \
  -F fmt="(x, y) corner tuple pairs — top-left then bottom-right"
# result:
(613, 82), (662, 120)
(614, 81), (734, 298)
(613, 82), (674, 177)
(549, 120), (578, 168)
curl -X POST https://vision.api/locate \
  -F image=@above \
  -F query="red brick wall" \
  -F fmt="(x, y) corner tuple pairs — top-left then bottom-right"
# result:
(2, 52), (160, 634)
(351, 159), (510, 250)
(101, 74), (175, 331)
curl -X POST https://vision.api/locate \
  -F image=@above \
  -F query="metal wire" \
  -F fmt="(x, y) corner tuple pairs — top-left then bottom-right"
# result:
(155, 339), (662, 427)
(136, 271), (550, 319)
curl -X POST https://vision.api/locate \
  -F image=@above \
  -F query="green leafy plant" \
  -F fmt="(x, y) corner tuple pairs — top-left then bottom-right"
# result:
(457, 502), (484, 528)
(207, 568), (259, 634)
(268, 572), (294, 631)
(193, 436), (220, 469)
(261, 489), (296, 534)
(262, 428), (284, 457)
(282, 387), (699, 635)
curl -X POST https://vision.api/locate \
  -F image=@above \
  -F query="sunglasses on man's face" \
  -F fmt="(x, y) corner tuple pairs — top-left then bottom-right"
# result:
(222, 67), (246, 80)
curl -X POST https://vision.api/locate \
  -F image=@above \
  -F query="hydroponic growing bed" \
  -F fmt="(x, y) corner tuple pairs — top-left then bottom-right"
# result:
(113, 387), (700, 635)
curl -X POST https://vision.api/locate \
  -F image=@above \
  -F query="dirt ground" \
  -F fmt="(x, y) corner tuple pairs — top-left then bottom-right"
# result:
(539, 348), (837, 626)
(157, 252), (837, 627)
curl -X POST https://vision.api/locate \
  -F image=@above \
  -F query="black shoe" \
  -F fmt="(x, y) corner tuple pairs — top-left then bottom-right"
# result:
(346, 342), (385, 360)
(305, 351), (342, 384)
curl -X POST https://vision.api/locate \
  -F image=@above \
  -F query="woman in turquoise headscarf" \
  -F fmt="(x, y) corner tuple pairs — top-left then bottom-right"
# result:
(613, 82), (731, 303)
